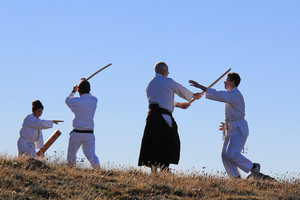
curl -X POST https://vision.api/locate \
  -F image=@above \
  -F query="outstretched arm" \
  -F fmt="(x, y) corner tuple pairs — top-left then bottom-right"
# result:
(53, 120), (64, 125)
(175, 102), (190, 109)
(189, 80), (207, 92)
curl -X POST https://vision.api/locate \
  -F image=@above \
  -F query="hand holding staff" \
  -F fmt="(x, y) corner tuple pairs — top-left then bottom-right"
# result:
(37, 130), (62, 157)
(188, 68), (231, 105)
(71, 63), (112, 93)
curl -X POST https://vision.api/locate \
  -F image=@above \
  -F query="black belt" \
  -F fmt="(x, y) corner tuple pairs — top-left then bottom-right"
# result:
(72, 129), (94, 134)
(149, 103), (172, 117)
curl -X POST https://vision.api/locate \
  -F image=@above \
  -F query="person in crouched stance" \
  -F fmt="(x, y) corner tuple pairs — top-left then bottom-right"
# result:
(189, 72), (260, 178)
(17, 100), (63, 158)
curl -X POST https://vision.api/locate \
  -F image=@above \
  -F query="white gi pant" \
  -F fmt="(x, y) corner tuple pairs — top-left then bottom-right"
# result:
(17, 137), (37, 158)
(222, 133), (253, 177)
(67, 132), (100, 168)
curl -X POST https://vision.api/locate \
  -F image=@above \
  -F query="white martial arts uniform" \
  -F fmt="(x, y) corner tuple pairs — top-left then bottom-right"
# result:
(65, 92), (100, 168)
(206, 87), (253, 177)
(147, 73), (194, 127)
(17, 114), (53, 157)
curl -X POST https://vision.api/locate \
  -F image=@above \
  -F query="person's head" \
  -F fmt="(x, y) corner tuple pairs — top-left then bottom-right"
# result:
(32, 100), (43, 118)
(224, 72), (241, 90)
(78, 80), (91, 95)
(154, 62), (169, 77)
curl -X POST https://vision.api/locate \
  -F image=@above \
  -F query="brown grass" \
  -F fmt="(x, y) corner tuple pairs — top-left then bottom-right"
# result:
(0, 155), (299, 200)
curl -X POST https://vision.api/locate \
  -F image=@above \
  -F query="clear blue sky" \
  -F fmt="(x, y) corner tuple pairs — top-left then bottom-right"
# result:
(1, 1), (299, 177)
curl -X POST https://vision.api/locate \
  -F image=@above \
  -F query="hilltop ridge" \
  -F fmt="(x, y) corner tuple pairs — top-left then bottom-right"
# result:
(0, 156), (299, 199)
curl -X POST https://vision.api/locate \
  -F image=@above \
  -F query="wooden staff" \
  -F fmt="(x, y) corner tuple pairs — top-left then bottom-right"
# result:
(188, 68), (231, 105)
(37, 130), (62, 157)
(86, 63), (112, 80)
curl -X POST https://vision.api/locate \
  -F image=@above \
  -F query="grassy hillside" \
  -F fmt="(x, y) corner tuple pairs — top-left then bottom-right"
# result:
(0, 156), (299, 200)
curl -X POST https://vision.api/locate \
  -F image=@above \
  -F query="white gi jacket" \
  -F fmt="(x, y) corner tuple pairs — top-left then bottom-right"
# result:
(65, 93), (97, 130)
(206, 87), (249, 137)
(19, 114), (53, 149)
(65, 92), (100, 168)
(147, 73), (193, 126)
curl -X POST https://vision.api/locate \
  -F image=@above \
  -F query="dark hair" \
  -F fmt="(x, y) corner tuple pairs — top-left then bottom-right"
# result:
(32, 100), (44, 112)
(154, 62), (168, 74)
(78, 80), (91, 94)
(227, 72), (241, 87)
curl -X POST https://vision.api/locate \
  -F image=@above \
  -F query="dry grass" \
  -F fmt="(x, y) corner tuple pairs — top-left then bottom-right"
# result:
(0, 155), (299, 200)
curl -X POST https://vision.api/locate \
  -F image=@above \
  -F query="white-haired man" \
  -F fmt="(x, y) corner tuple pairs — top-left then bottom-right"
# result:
(138, 62), (202, 172)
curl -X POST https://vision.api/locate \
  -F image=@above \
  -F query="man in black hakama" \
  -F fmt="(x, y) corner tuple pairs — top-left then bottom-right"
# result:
(138, 62), (201, 172)
(138, 104), (180, 170)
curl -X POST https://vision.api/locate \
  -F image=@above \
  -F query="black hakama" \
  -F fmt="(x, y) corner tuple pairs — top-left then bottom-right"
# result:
(138, 104), (180, 167)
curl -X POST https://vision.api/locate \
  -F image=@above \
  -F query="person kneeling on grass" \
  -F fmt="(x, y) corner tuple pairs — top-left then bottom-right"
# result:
(189, 72), (260, 178)
(17, 100), (63, 158)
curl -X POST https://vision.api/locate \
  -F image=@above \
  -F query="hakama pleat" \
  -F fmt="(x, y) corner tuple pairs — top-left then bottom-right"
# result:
(138, 104), (180, 167)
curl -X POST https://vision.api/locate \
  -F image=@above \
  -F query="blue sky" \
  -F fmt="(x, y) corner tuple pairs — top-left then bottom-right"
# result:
(0, 1), (299, 177)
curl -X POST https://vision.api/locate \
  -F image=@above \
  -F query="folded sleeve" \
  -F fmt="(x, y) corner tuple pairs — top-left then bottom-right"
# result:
(206, 88), (233, 103)
(170, 79), (193, 101)
(65, 92), (77, 108)
(27, 117), (53, 130)
(173, 101), (178, 108)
